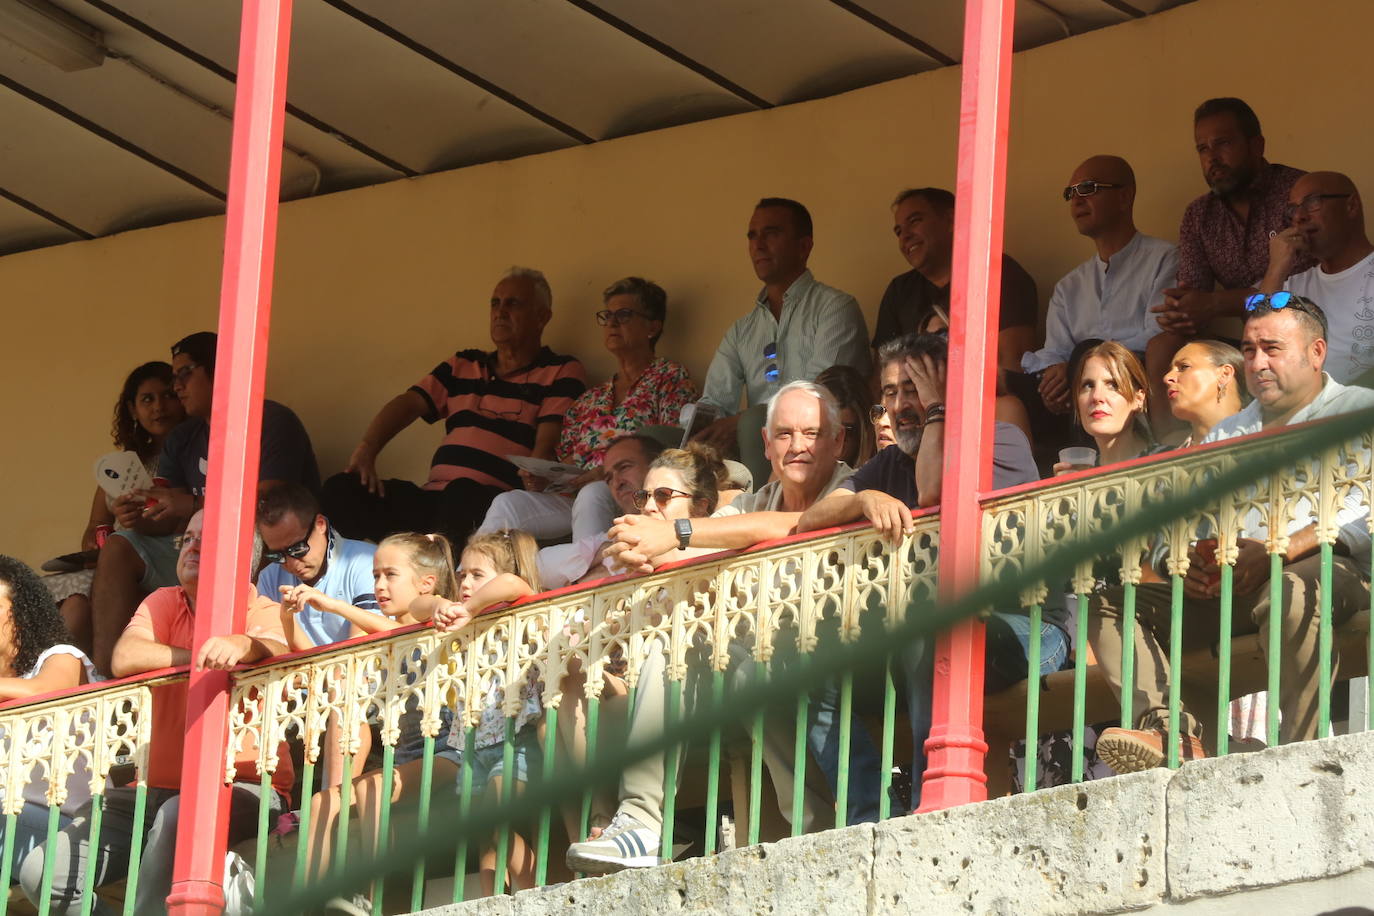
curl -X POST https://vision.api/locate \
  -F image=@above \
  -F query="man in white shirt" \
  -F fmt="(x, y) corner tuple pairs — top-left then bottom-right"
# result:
(1024, 156), (1177, 416)
(1261, 171), (1374, 385)
(1092, 298), (1374, 773)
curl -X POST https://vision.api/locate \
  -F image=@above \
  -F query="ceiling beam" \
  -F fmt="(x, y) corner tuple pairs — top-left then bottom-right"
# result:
(826, 0), (958, 66)
(1095, 0), (1147, 17)
(0, 185), (94, 238)
(0, 71), (226, 199)
(319, 0), (596, 145)
(77, 0), (418, 176)
(563, 0), (772, 110)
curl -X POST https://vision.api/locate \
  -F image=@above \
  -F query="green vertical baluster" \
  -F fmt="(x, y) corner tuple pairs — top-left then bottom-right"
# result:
(1267, 552), (1282, 747)
(35, 804), (60, 916)
(1318, 542), (1335, 739)
(0, 812), (15, 915)
(371, 742), (395, 914)
(661, 678), (681, 864)
(578, 697), (600, 857)
(292, 760), (315, 891)
(1023, 605), (1043, 793)
(120, 783), (148, 916)
(78, 794), (104, 916)
(253, 772), (271, 903)
(1120, 583), (1137, 728)
(1072, 594), (1089, 782)
(747, 660), (765, 847)
(452, 726), (476, 904)
(534, 705), (557, 886)
(790, 655), (808, 837)
(333, 749), (355, 877)
(1216, 563), (1234, 757)
(835, 671), (853, 828)
(493, 717), (516, 896)
(409, 736), (437, 912)
(703, 670), (724, 856)
(878, 654), (895, 820)
(1166, 575), (1184, 769)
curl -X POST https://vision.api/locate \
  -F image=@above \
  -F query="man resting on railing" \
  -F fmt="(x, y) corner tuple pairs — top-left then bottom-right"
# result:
(797, 332), (1044, 808)
(20, 510), (293, 915)
(1093, 295), (1374, 772)
(564, 381), (857, 873)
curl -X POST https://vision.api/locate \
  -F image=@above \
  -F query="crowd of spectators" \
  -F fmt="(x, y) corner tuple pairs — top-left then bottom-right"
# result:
(7, 94), (1374, 908)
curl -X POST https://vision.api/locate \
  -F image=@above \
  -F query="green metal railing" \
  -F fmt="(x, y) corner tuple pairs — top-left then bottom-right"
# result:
(6, 413), (1374, 915)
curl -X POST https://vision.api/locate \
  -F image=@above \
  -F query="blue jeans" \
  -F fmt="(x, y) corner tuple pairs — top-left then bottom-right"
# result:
(805, 677), (888, 824)
(903, 612), (1070, 810)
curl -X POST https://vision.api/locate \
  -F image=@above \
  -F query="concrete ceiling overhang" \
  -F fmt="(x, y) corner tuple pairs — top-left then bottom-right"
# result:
(0, 0), (1190, 257)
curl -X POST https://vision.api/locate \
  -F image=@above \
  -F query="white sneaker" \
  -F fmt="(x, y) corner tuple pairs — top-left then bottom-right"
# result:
(565, 811), (661, 874)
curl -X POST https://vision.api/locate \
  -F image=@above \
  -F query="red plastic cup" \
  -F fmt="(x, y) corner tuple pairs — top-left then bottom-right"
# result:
(145, 477), (170, 509)
(94, 524), (114, 549)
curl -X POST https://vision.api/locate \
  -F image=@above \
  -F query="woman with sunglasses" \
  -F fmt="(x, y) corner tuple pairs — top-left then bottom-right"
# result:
(917, 304), (1035, 446)
(45, 362), (186, 656)
(478, 277), (694, 543)
(815, 364), (877, 468)
(607, 443), (725, 573)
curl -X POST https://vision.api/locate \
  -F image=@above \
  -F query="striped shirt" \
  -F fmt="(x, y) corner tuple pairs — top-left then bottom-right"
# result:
(410, 347), (587, 491)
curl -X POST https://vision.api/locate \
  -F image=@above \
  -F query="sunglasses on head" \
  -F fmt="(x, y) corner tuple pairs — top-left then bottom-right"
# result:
(763, 342), (779, 383)
(263, 533), (312, 565)
(1243, 291), (1318, 314)
(632, 487), (694, 511)
(1062, 180), (1122, 202)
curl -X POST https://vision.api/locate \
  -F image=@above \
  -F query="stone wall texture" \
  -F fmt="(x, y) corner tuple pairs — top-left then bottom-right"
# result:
(422, 731), (1374, 916)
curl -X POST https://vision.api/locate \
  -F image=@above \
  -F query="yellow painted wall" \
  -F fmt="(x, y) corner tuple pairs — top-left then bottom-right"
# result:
(5, 0), (1371, 569)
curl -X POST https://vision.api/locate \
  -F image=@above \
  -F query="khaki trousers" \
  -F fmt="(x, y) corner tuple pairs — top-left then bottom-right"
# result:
(1087, 553), (1365, 744)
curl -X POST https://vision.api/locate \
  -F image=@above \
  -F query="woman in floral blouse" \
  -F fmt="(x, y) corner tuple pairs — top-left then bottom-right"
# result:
(478, 277), (695, 542)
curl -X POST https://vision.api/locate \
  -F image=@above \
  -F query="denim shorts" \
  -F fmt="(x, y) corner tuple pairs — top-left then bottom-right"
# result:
(393, 704), (462, 768)
(984, 611), (1072, 693)
(112, 530), (180, 591)
(457, 727), (541, 796)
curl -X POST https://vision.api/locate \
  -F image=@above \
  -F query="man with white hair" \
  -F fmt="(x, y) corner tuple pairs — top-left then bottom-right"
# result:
(324, 267), (587, 545)
(569, 381), (874, 874)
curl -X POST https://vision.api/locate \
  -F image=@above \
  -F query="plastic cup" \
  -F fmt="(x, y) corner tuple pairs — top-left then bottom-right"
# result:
(1058, 447), (1098, 470)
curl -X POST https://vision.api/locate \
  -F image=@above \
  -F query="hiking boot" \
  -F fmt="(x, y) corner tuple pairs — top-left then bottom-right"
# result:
(1097, 726), (1205, 774)
(565, 811), (660, 874)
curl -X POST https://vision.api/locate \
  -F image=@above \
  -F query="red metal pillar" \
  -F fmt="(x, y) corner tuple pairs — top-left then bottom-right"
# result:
(167, 1), (294, 913)
(916, 0), (1016, 812)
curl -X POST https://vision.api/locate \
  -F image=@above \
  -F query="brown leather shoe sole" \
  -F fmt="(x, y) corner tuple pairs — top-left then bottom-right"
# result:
(1096, 730), (1165, 774)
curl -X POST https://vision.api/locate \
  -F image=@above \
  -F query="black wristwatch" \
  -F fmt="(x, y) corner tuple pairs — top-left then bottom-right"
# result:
(674, 518), (693, 550)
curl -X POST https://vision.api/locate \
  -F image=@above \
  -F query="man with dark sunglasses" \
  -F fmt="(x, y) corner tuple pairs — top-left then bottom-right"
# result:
(323, 267), (586, 547)
(1260, 172), (1374, 385)
(1092, 295), (1374, 772)
(255, 483), (381, 648)
(1022, 156), (1177, 421)
(694, 198), (869, 454)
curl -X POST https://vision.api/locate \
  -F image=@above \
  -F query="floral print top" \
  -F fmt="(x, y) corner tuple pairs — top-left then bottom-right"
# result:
(556, 357), (695, 468)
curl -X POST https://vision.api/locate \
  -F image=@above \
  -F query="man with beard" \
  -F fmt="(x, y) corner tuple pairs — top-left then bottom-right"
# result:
(1260, 172), (1374, 385)
(797, 332), (1048, 808)
(1148, 99), (1310, 382)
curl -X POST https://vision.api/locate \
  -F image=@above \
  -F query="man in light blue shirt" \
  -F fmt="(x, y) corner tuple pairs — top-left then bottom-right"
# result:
(696, 198), (870, 451)
(1023, 156), (1177, 416)
(255, 483), (381, 647)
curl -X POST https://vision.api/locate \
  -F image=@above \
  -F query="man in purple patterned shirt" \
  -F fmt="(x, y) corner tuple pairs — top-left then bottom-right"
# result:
(1145, 97), (1310, 428)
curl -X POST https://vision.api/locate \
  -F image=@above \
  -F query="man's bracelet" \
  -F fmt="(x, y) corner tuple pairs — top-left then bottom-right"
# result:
(923, 416), (946, 425)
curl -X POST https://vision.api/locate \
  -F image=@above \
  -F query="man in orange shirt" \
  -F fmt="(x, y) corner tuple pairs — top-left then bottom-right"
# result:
(21, 511), (292, 914)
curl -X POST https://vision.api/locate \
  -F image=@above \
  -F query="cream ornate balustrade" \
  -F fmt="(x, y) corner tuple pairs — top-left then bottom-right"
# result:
(227, 511), (940, 906)
(981, 420), (1374, 786)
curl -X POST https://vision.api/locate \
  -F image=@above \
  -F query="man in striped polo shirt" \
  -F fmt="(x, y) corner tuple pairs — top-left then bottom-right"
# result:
(324, 267), (587, 545)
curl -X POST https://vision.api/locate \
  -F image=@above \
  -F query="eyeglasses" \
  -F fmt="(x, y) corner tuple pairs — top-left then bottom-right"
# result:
(595, 308), (649, 326)
(632, 487), (694, 511)
(1282, 193), (1351, 223)
(1062, 180), (1122, 202)
(763, 342), (779, 383)
(869, 404), (886, 422)
(173, 531), (203, 551)
(172, 363), (202, 386)
(262, 533), (313, 565)
(1243, 291), (1318, 312)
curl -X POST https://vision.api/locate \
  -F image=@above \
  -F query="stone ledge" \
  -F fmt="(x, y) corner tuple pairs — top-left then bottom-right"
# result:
(422, 730), (1374, 915)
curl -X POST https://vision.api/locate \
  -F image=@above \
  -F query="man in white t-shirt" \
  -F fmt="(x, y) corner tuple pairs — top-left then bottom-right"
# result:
(1262, 171), (1374, 384)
